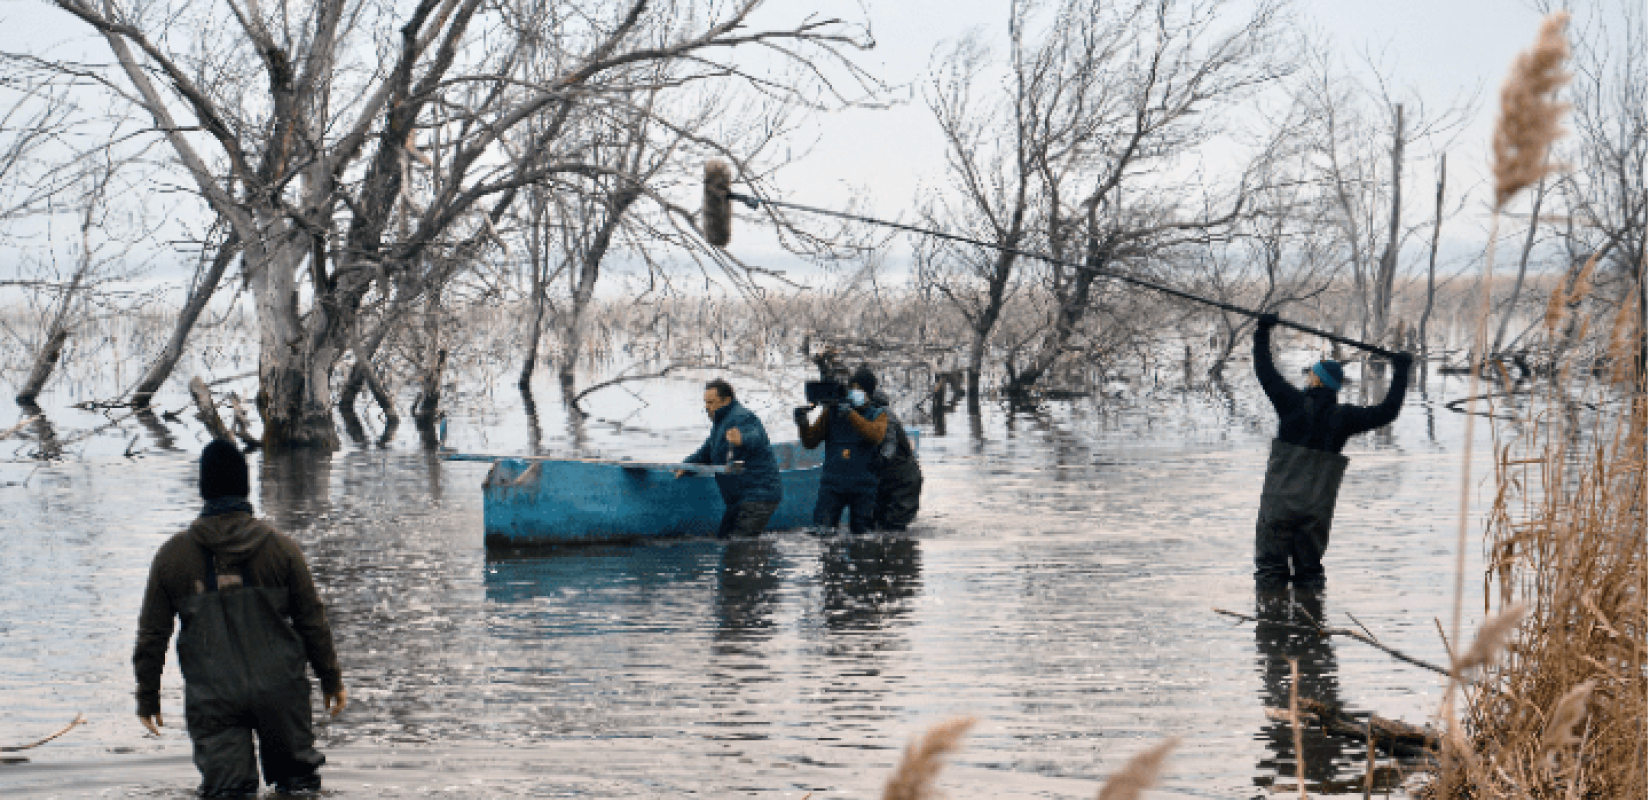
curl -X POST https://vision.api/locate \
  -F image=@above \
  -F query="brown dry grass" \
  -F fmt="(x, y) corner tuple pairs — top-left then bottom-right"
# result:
(1492, 13), (1572, 210)
(878, 718), (1179, 800)
(1431, 276), (1647, 797)
(881, 717), (976, 800)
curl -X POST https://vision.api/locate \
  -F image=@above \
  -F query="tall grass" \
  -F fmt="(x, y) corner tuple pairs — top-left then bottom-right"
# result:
(1433, 274), (1646, 798)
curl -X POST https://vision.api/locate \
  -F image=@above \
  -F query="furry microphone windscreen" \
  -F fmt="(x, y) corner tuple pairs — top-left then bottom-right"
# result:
(702, 160), (733, 247)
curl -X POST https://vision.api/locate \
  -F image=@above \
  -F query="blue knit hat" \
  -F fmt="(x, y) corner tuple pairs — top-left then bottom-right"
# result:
(1310, 360), (1344, 391)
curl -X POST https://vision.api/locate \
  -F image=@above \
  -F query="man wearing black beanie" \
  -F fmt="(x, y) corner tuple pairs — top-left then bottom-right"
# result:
(796, 365), (888, 534)
(133, 439), (346, 797)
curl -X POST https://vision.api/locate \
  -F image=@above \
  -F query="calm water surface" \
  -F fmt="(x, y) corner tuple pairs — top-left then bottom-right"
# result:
(0, 362), (1493, 798)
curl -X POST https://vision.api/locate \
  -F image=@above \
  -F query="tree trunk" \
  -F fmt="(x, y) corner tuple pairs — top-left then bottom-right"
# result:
(131, 232), (241, 407)
(519, 201), (550, 390)
(16, 329), (70, 406)
(412, 285), (446, 424)
(17, 246), (92, 405)
(1009, 238), (1105, 393)
(560, 187), (639, 380)
(1417, 154), (1446, 354)
(1492, 178), (1545, 355)
(1371, 105), (1405, 348)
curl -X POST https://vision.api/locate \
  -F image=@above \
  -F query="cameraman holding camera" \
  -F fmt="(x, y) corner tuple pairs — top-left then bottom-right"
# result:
(795, 366), (887, 534)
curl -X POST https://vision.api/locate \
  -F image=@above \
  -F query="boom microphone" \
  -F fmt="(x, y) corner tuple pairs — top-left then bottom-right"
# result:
(701, 160), (733, 247)
(695, 160), (1405, 359)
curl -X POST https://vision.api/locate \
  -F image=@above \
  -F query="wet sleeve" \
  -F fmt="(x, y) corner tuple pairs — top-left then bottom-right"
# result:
(1253, 324), (1301, 417)
(846, 408), (887, 445)
(800, 408), (828, 448)
(1341, 356), (1412, 436)
(133, 549), (177, 717)
(280, 536), (343, 696)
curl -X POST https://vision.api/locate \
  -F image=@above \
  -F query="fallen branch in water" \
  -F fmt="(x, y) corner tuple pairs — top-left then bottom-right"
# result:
(1213, 607), (1450, 676)
(1, 713), (85, 752)
(0, 415), (39, 442)
(1268, 699), (1440, 759)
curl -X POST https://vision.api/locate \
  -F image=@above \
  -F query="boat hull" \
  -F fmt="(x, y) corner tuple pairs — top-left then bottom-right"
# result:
(482, 441), (826, 547)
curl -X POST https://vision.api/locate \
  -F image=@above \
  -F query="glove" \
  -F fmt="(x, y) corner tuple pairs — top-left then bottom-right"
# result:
(1256, 312), (1280, 330)
(793, 406), (811, 427)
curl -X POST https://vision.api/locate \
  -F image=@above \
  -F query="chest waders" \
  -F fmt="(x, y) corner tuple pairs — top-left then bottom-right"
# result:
(815, 408), (883, 533)
(178, 543), (324, 796)
(1253, 438), (1348, 591)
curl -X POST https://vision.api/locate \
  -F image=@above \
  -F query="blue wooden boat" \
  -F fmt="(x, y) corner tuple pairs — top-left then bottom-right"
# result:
(448, 432), (918, 547)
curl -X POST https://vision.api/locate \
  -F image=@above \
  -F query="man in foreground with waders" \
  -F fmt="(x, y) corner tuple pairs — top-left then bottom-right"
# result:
(681, 379), (783, 536)
(797, 366), (888, 534)
(134, 440), (346, 797)
(1252, 314), (1412, 592)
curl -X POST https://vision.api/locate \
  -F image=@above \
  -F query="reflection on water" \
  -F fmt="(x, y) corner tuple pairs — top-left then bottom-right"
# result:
(1252, 587), (1351, 793)
(0, 368), (1494, 797)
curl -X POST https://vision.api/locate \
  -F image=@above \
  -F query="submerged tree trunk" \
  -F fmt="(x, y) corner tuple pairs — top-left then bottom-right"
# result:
(1417, 155), (1446, 355)
(1492, 178), (1546, 355)
(560, 187), (640, 380)
(131, 231), (241, 407)
(1371, 105), (1405, 349)
(1008, 234), (1108, 393)
(412, 285), (447, 424)
(16, 329), (70, 406)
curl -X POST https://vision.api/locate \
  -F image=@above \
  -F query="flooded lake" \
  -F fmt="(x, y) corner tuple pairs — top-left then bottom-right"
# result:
(0, 359), (1493, 797)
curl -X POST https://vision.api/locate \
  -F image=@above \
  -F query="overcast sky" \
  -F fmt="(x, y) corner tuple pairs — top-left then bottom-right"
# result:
(0, 0), (1633, 293)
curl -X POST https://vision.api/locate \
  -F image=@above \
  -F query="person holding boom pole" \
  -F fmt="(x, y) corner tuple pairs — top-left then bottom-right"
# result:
(699, 160), (1417, 573)
(1251, 314), (1413, 594)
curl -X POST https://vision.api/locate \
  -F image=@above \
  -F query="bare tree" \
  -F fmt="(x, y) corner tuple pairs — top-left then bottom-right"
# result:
(1297, 45), (1471, 353)
(1002, 0), (1293, 394)
(39, 0), (875, 449)
(13, 149), (159, 405)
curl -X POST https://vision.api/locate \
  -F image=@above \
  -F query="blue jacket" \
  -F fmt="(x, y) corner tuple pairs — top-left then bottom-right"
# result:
(818, 405), (885, 493)
(685, 401), (782, 504)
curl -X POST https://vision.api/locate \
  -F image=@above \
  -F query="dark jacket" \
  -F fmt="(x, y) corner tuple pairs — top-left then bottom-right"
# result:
(134, 511), (342, 716)
(1254, 324), (1411, 453)
(866, 393), (922, 529)
(800, 404), (886, 493)
(686, 400), (782, 504)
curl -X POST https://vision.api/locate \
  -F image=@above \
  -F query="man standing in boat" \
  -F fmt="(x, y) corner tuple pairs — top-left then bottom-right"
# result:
(683, 379), (783, 536)
(796, 366), (887, 534)
(1252, 315), (1412, 592)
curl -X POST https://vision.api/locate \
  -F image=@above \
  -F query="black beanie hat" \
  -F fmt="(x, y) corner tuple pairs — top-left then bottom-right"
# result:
(850, 366), (877, 396)
(199, 439), (250, 500)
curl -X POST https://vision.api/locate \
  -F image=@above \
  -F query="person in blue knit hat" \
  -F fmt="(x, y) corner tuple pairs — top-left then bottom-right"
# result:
(1251, 315), (1413, 592)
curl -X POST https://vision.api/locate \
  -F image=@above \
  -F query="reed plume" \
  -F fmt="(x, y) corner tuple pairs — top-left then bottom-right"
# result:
(1454, 603), (1527, 674)
(1492, 12), (1571, 210)
(881, 717), (975, 800)
(1095, 737), (1179, 800)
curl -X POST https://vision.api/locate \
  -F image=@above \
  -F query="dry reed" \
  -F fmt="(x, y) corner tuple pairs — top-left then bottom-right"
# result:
(1430, 270), (1647, 797)
(1491, 12), (1572, 210)
(1094, 737), (1178, 800)
(881, 716), (976, 800)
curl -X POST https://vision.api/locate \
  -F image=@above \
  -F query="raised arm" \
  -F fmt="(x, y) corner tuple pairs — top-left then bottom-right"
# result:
(1254, 319), (1302, 417)
(1341, 354), (1414, 436)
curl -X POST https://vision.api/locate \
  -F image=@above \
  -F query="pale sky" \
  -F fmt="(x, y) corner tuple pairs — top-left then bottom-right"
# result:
(0, 0), (1633, 293)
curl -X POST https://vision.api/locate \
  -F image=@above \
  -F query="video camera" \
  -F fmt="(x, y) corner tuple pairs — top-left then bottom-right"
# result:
(804, 348), (853, 407)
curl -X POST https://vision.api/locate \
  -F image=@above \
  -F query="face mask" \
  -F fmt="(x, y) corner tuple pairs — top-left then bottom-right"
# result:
(848, 389), (867, 407)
